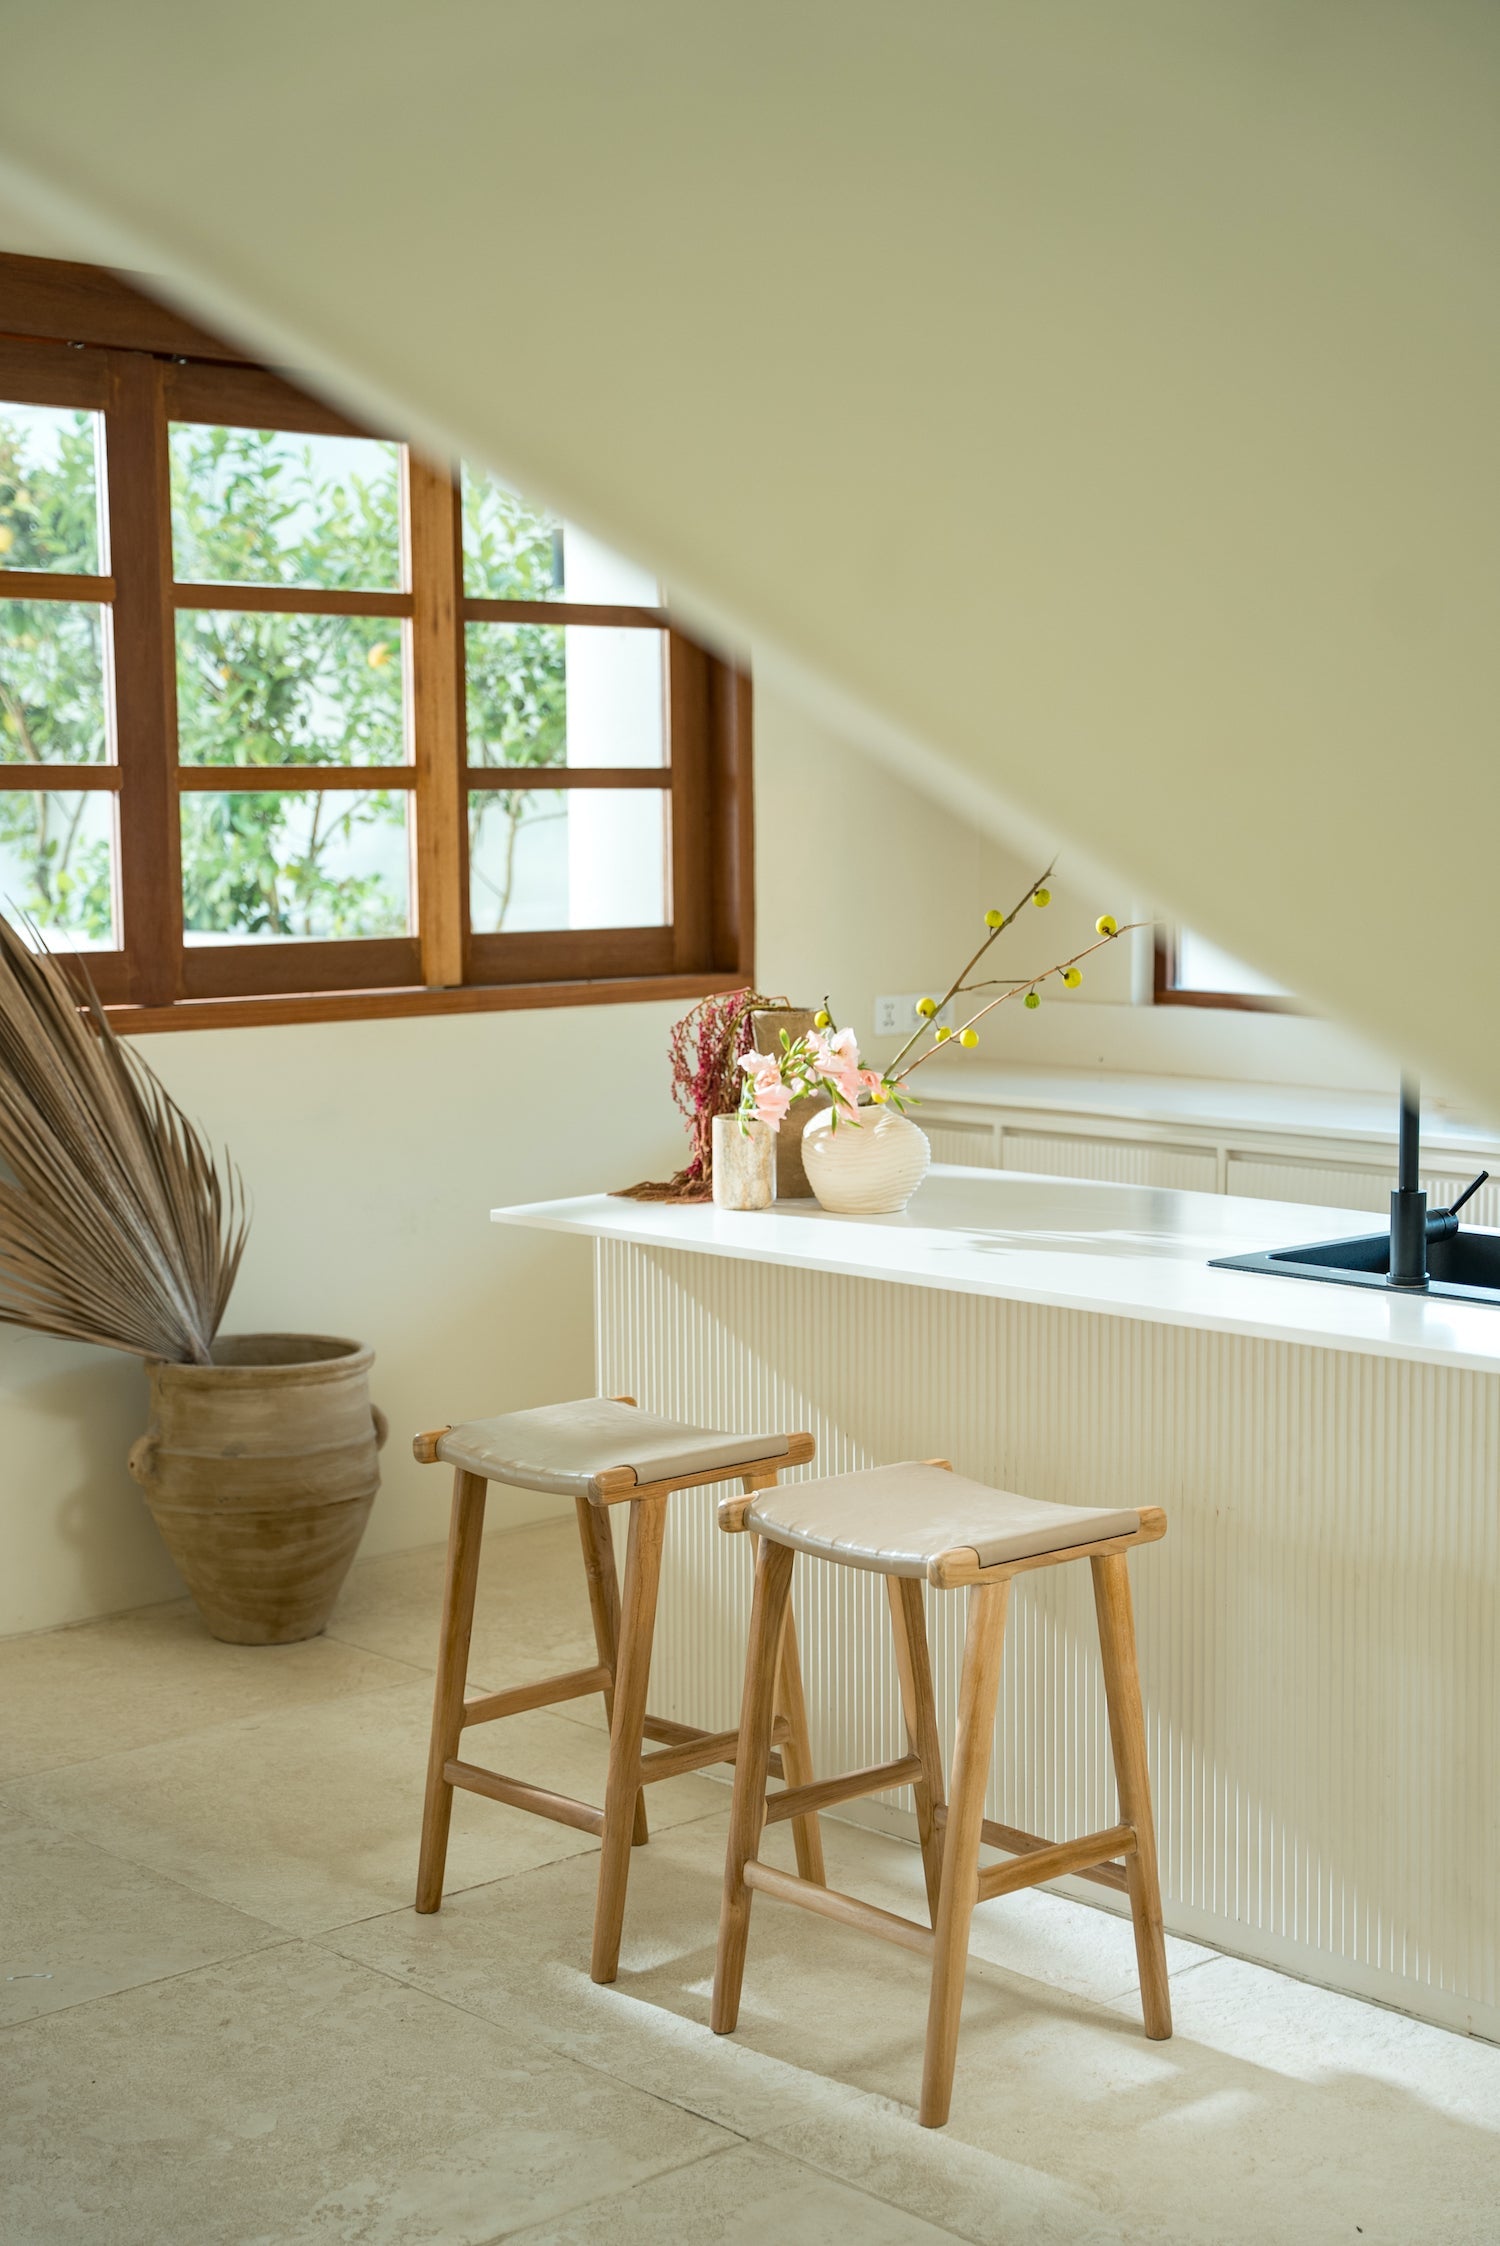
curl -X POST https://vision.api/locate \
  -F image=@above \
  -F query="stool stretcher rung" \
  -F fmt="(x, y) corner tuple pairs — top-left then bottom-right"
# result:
(763, 1755), (923, 1825)
(934, 1808), (1133, 1896)
(639, 1711), (783, 1780)
(460, 1664), (612, 1728)
(443, 1758), (605, 1836)
(641, 1715), (790, 1785)
(743, 1859), (934, 1957)
(973, 1823), (1135, 1904)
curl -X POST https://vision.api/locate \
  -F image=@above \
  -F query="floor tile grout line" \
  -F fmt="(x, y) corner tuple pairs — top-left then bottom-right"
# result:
(481, 2143), (759, 2246)
(0, 1933), (303, 2040)
(767, 2144), (980, 2246)
(300, 1937), (764, 2154)
(0, 1666), (447, 1800)
(0, 1806), (338, 1936)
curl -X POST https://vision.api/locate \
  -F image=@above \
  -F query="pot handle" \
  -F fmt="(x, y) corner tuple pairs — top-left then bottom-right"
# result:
(126, 1434), (157, 1486)
(370, 1403), (390, 1451)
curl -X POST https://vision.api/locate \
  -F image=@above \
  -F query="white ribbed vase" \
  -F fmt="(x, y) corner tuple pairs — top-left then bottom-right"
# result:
(801, 1105), (930, 1215)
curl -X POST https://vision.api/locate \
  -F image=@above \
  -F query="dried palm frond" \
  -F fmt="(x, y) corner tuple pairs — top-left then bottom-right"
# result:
(0, 917), (249, 1364)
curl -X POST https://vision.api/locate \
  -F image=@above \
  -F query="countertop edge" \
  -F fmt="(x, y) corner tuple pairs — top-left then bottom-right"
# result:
(491, 1195), (1500, 1378)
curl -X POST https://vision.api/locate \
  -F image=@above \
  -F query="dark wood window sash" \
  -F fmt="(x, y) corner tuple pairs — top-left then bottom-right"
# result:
(0, 253), (754, 1032)
(1152, 930), (1299, 1015)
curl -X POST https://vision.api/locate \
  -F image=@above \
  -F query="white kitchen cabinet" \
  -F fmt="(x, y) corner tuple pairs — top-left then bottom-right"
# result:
(916, 1067), (1500, 1225)
(922, 1118), (1002, 1168)
(1225, 1155), (1500, 1225)
(1001, 1130), (1218, 1193)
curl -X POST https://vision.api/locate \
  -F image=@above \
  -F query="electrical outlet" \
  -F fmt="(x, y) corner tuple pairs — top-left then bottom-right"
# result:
(874, 993), (950, 1035)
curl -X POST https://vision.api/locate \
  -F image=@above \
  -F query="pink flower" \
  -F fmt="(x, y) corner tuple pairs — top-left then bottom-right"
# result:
(738, 1051), (792, 1132)
(801, 1026), (864, 1116)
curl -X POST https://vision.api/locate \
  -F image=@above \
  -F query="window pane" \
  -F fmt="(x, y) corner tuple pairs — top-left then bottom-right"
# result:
(181, 789), (409, 941)
(1175, 929), (1288, 999)
(465, 624), (664, 770)
(461, 467), (658, 604)
(1, 600), (109, 764)
(169, 426), (401, 590)
(0, 789), (116, 946)
(0, 403), (101, 575)
(468, 786), (667, 933)
(176, 610), (405, 767)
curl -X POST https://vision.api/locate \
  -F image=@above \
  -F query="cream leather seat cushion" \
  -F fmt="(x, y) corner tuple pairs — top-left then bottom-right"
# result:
(437, 1397), (790, 1498)
(746, 1462), (1139, 1579)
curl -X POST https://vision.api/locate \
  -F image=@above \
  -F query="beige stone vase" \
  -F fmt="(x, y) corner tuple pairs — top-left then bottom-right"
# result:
(802, 1105), (931, 1215)
(127, 1334), (387, 1645)
(749, 1007), (828, 1197)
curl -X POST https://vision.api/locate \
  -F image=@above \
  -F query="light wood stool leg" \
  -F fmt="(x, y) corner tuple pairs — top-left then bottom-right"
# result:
(1091, 1550), (1172, 2041)
(886, 1575), (946, 1922)
(774, 1599), (826, 1885)
(742, 1468), (825, 1888)
(712, 1535), (796, 2033)
(574, 1495), (649, 1848)
(416, 1468), (488, 1913)
(590, 1492), (668, 1984)
(920, 1578), (1009, 2128)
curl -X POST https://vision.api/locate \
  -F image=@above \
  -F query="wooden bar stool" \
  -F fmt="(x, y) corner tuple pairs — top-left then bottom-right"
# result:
(413, 1395), (825, 1983)
(712, 1459), (1170, 2127)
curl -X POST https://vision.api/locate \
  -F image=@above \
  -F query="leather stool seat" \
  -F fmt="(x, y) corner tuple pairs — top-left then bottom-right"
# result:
(744, 1460), (1139, 1579)
(436, 1397), (791, 1499)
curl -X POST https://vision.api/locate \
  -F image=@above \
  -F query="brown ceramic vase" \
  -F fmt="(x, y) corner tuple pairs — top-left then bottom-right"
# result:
(127, 1333), (386, 1645)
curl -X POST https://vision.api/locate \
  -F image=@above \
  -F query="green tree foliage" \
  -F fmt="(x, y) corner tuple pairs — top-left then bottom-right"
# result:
(460, 473), (567, 932)
(0, 410), (112, 939)
(0, 415), (573, 946)
(172, 426), (407, 938)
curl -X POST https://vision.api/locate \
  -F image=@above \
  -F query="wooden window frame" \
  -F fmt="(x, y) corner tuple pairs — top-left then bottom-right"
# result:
(1152, 928), (1298, 1015)
(0, 254), (753, 1032)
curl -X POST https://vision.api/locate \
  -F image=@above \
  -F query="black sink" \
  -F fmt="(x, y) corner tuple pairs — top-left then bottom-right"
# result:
(1211, 1080), (1500, 1305)
(1212, 1224), (1500, 1306)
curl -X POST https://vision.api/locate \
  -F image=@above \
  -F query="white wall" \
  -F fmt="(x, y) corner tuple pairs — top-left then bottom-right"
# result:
(941, 827), (1404, 1097)
(0, 679), (991, 1638)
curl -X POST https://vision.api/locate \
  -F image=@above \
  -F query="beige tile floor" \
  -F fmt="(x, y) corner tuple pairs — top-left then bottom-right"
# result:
(2, 1514), (1498, 2246)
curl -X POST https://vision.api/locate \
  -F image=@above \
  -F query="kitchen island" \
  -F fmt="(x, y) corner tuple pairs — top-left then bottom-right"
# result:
(494, 1168), (1499, 2040)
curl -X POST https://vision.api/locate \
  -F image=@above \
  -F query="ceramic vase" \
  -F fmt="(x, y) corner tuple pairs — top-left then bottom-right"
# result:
(749, 1007), (828, 1198)
(127, 1334), (386, 1645)
(712, 1113), (775, 1209)
(801, 1105), (931, 1215)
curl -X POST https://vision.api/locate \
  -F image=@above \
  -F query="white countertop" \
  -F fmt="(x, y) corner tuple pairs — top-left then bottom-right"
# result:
(493, 1168), (1500, 1376)
(909, 1063), (1500, 1157)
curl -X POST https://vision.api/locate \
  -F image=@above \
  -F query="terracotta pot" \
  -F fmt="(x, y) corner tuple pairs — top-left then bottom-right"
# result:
(127, 1333), (386, 1645)
(802, 1106), (931, 1215)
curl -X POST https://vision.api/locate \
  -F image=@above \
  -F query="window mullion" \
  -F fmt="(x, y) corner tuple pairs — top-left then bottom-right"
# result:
(104, 350), (181, 1009)
(406, 454), (465, 988)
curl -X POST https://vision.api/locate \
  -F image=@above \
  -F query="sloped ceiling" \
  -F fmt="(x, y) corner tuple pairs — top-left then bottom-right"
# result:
(2, 3), (1497, 1109)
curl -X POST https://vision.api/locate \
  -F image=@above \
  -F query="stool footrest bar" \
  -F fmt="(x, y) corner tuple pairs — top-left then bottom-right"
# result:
(641, 1716), (790, 1785)
(461, 1665), (612, 1728)
(763, 1755), (923, 1824)
(934, 1808), (1134, 1896)
(973, 1823), (1135, 1903)
(640, 1711), (783, 1779)
(443, 1759), (605, 1836)
(743, 1859), (934, 1957)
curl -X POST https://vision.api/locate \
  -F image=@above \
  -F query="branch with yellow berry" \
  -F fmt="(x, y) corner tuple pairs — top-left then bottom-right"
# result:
(735, 864), (1140, 1135)
(877, 863), (1141, 1089)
